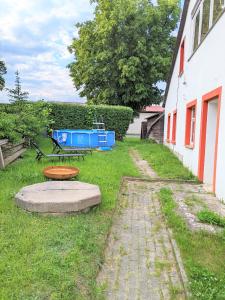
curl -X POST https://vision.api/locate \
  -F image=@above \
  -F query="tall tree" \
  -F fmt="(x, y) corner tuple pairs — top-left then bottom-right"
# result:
(7, 70), (29, 103)
(69, 0), (179, 110)
(0, 60), (7, 91)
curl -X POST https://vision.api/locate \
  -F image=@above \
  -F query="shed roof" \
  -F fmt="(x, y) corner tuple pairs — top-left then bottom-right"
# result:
(142, 105), (165, 113)
(145, 112), (163, 120)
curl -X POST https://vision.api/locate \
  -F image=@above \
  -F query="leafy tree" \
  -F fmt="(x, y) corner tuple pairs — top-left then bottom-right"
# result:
(69, 0), (179, 110)
(0, 60), (7, 91)
(7, 70), (29, 103)
(0, 101), (53, 142)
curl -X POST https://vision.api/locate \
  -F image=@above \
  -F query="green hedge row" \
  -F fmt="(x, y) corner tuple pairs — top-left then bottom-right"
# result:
(50, 104), (133, 139)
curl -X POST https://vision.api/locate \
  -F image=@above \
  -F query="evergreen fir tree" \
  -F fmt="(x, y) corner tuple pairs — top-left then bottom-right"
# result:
(7, 70), (29, 103)
(0, 60), (7, 91)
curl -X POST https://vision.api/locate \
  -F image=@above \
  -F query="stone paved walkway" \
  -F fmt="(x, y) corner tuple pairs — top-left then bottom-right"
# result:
(129, 148), (225, 233)
(98, 149), (225, 299)
(98, 179), (188, 299)
(129, 149), (158, 179)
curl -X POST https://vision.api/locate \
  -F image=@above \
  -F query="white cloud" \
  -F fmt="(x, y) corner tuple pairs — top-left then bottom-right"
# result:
(0, 0), (95, 103)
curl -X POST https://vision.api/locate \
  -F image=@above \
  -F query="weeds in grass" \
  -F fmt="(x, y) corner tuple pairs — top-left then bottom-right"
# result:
(154, 259), (172, 277)
(146, 258), (151, 269)
(152, 220), (161, 233)
(158, 188), (225, 300)
(197, 209), (225, 228)
(119, 245), (128, 256)
(184, 195), (206, 208)
(169, 285), (184, 299)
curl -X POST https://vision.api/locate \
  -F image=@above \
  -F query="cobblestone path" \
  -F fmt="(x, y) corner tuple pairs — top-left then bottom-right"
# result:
(98, 179), (188, 300)
(98, 148), (225, 299)
(129, 149), (158, 178)
(129, 148), (225, 233)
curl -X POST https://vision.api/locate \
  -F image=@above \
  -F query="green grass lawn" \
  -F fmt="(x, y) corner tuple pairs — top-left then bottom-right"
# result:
(0, 138), (139, 300)
(126, 138), (196, 180)
(159, 189), (225, 300)
(0, 137), (201, 299)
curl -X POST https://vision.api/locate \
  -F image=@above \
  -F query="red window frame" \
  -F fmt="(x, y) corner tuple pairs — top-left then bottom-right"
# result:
(198, 87), (222, 192)
(185, 100), (197, 148)
(179, 39), (185, 75)
(167, 113), (171, 142)
(171, 110), (177, 144)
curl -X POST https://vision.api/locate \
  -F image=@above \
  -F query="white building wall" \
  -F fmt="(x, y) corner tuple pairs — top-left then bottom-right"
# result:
(164, 1), (225, 201)
(127, 113), (152, 136)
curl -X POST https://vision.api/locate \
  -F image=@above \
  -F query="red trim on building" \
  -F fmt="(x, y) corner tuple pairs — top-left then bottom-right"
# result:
(185, 100), (197, 148)
(198, 86), (222, 192)
(179, 39), (185, 75)
(171, 110), (177, 144)
(167, 113), (171, 142)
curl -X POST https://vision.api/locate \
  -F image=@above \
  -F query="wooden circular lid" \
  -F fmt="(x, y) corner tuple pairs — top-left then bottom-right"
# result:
(43, 166), (80, 180)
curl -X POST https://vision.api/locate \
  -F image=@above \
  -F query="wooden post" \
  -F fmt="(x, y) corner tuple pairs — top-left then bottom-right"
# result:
(141, 121), (147, 139)
(0, 147), (4, 169)
(0, 139), (8, 169)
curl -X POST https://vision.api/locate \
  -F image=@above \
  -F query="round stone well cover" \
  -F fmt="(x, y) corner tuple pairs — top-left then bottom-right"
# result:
(15, 181), (101, 214)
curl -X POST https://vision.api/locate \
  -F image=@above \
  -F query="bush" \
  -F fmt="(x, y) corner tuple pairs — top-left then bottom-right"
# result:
(197, 209), (225, 228)
(51, 104), (133, 140)
(0, 101), (52, 142)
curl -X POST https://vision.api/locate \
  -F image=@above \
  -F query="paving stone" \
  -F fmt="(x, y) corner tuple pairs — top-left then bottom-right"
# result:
(129, 149), (159, 178)
(97, 180), (187, 299)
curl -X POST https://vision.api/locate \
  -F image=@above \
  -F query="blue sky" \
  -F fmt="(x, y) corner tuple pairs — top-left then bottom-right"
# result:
(0, 0), (95, 103)
(0, 0), (183, 103)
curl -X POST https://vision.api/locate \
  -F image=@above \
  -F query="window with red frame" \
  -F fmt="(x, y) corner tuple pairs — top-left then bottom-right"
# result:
(179, 39), (185, 75)
(167, 114), (171, 142)
(185, 101), (197, 148)
(172, 111), (177, 144)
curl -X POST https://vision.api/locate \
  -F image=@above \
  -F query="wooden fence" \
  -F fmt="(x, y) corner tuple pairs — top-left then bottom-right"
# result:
(0, 139), (26, 169)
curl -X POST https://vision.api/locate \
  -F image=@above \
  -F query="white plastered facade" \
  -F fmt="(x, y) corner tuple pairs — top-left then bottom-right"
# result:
(164, 0), (225, 201)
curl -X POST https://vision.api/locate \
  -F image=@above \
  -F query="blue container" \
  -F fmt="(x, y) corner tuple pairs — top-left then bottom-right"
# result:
(53, 129), (115, 148)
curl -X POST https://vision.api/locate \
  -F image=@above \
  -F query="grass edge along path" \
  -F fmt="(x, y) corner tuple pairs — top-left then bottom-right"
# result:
(126, 138), (196, 180)
(158, 188), (225, 300)
(197, 209), (225, 228)
(0, 139), (139, 300)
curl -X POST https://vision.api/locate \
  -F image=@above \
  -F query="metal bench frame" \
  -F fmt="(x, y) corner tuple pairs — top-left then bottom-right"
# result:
(50, 137), (93, 155)
(31, 142), (85, 161)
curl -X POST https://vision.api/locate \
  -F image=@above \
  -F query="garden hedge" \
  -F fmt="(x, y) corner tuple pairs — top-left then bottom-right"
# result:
(50, 104), (133, 139)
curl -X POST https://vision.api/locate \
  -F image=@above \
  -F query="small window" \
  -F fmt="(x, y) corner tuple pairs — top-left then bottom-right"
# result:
(185, 101), (197, 148)
(193, 11), (200, 51)
(172, 111), (177, 144)
(190, 108), (196, 145)
(213, 0), (224, 23)
(201, 0), (211, 41)
(167, 114), (171, 142)
(179, 39), (185, 75)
